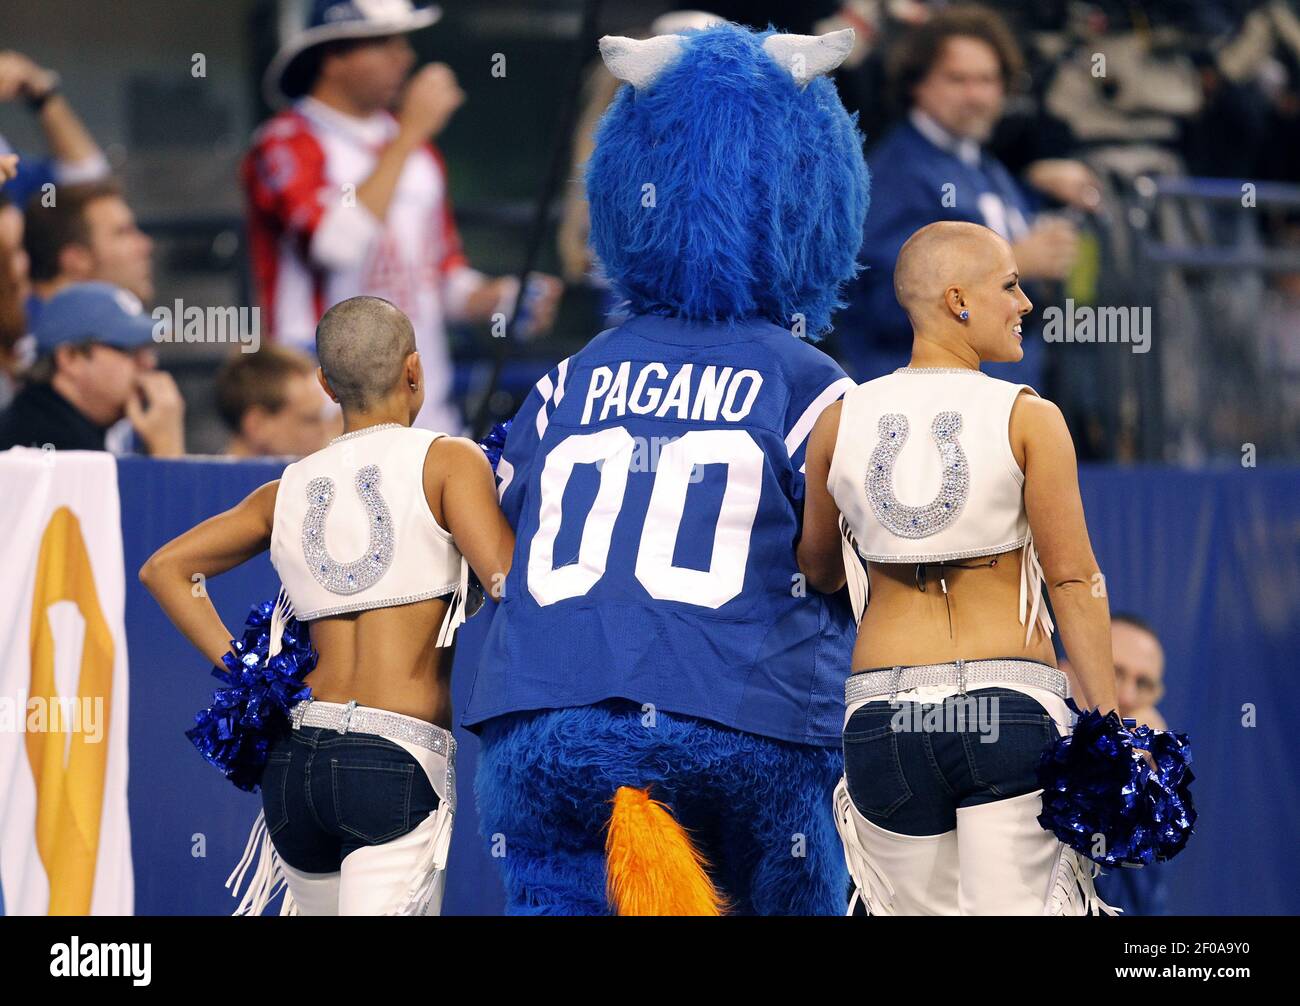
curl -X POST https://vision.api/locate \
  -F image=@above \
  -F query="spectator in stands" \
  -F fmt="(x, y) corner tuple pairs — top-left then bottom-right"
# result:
(215, 345), (331, 458)
(1062, 611), (1171, 914)
(0, 160), (30, 407)
(0, 190), (29, 316)
(1100, 612), (1171, 914)
(0, 50), (110, 212)
(22, 180), (154, 330)
(839, 5), (1092, 387)
(1060, 610), (1168, 734)
(1110, 612), (1167, 731)
(243, 0), (560, 434)
(0, 282), (184, 456)
(1260, 213), (1300, 456)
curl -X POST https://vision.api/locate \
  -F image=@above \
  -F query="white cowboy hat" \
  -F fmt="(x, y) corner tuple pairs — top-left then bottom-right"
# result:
(263, 0), (442, 108)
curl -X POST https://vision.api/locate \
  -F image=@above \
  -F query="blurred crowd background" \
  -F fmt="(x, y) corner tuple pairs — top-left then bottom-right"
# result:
(0, 0), (1296, 465)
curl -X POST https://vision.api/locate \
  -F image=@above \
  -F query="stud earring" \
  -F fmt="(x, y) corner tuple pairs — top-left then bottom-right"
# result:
(959, 310), (969, 321)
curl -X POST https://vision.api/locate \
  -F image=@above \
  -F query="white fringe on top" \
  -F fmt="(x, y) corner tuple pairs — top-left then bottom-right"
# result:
(1019, 532), (1056, 645)
(435, 557), (470, 649)
(268, 586), (294, 659)
(840, 515), (870, 625)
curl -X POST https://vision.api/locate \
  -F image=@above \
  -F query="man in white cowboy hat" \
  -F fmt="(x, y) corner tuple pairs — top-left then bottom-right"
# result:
(243, 0), (561, 434)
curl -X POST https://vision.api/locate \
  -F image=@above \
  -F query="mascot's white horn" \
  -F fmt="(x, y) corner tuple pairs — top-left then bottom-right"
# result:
(762, 28), (855, 86)
(598, 34), (685, 90)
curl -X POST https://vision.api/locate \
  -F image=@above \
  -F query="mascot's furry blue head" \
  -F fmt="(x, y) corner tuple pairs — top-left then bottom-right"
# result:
(587, 23), (870, 339)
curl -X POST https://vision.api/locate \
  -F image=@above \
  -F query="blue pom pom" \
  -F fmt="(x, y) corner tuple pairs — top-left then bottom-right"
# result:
(185, 600), (316, 792)
(1036, 709), (1196, 866)
(479, 419), (512, 474)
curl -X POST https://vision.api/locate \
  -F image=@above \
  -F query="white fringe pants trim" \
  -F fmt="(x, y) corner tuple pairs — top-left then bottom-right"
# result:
(227, 721), (455, 916)
(833, 677), (1116, 916)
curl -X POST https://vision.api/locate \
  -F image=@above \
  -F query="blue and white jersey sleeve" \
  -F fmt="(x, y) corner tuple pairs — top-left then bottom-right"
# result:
(496, 356), (572, 527)
(782, 354), (855, 478)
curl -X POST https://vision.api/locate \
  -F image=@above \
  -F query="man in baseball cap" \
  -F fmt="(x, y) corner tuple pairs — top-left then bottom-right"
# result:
(0, 281), (185, 454)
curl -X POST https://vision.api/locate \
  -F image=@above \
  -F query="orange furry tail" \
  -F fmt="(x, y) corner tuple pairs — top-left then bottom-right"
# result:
(604, 786), (726, 916)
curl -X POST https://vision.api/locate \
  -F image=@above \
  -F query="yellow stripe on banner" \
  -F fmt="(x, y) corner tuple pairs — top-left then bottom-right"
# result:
(25, 506), (115, 916)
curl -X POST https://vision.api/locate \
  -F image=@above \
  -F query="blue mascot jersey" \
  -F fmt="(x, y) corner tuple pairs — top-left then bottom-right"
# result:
(462, 313), (858, 747)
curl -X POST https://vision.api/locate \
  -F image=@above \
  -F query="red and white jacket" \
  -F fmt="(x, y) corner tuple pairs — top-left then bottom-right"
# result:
(241, 97), (482, 432)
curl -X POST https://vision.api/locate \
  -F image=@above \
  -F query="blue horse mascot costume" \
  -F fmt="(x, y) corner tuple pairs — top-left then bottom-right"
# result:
(462, 22), (871, 914)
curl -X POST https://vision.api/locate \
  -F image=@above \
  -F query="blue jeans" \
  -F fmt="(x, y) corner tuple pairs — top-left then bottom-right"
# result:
(260, 725), (441, 874)
(843, 687), (1058, 837)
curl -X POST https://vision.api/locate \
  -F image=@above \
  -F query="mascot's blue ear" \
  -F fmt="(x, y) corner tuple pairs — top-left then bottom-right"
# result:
(588, 23), (870, 338)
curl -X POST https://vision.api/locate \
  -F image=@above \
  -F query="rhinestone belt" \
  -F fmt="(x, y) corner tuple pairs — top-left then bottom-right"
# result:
(289, 699), (456, 759)
(845, 658), (1068, 705)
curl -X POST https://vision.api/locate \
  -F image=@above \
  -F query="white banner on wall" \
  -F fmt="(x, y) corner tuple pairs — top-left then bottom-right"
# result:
(0, 447), (133, 915)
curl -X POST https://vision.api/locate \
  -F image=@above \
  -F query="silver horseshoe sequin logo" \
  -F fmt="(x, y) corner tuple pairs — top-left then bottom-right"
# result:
(301, 464), (395, 594)
(866, 411), (969, 538)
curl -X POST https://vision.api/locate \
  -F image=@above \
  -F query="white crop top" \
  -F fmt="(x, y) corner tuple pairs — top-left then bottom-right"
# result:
(270, 424), (469, 643)
(827, 368), (1054, 644)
